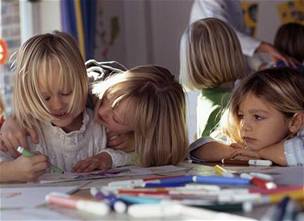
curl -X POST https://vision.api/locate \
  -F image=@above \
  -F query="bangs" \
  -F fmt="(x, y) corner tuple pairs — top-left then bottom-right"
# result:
(38, 55), (74, 94)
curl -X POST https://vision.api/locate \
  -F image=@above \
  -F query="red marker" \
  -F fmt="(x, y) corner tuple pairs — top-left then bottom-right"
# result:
(240, 173), (277, 189)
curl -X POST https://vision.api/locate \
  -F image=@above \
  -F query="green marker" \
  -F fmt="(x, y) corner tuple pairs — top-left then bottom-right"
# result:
(17, 146), (64, 174)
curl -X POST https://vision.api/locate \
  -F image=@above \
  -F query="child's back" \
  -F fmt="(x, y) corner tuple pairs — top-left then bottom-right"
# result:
(182, 18), (247, 138)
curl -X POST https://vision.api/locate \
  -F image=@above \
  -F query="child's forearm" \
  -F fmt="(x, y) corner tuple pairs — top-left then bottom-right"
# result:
(192, 141), (235, 161)
(258, 142), (287, 166)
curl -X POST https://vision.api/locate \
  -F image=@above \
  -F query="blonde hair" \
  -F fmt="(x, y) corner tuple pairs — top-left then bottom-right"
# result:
(182, 18), (247, 89)
(12, 31), (88, 129)
(93, 65), (188, 166)
(225, 67), (304, 143)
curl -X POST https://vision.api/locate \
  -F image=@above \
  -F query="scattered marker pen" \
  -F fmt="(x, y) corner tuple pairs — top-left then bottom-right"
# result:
(213, 165), (234, 177)
(248, 159), (272, 166)
(90, 187), (127, 213)
(46, 192), (110, 216)
(17, 146), (64, 174)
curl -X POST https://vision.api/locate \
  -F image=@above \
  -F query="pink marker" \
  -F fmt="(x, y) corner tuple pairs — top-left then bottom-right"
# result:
(45, 192), (110, 215)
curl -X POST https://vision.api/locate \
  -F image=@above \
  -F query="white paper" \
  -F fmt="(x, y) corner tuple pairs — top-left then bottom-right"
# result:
(38, 165), (189, 184)
(0, 186), (76, 209)
(0, 208), (78, 220)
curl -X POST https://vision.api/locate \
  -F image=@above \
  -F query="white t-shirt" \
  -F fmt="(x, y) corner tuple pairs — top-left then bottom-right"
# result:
(0, 108), (135, 171)
(189, 0), (260, 56)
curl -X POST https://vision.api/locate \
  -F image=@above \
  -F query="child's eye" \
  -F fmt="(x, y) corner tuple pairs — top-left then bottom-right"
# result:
(60, 91), (72, 96)
(237, 113), (244, 119)
(254, 115), (264, 120)
(44, 97), (51, 101)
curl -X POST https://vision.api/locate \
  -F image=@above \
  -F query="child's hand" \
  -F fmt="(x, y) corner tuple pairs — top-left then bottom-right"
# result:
(106, 130), (134, 152)
(231, 148), (261, 160)
(72, 152), (113, 173)
(13, 154), (48, 182)
(0, 116), (39, 158)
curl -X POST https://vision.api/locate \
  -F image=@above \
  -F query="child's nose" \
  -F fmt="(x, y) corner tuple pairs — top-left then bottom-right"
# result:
(49, 97), (64, 112)
(241, 120), (252, 132)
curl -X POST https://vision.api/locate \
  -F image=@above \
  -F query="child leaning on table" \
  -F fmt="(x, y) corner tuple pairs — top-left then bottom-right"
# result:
(0, 31), (133, 182)
(89, 64), (188, 167)
(189, 67), (304, 166)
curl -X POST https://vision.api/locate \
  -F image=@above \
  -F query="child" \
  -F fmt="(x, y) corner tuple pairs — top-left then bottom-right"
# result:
(180, 17), (248, 138)
(274, 22), (304, 64)
(0, 31), (133, 182)
(89, 64), (188, 167)
(190, 67), (304, 166)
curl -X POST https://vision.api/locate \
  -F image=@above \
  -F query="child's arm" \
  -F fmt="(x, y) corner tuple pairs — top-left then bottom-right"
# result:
(232, 130), (304, 166)
(0, 154), (48, 183)
(189, 137), (241, 162)
(72, 150), (136, 173)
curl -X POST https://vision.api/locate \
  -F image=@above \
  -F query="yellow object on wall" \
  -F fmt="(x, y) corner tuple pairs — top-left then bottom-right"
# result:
(277, 0), (304, 24)
(241, 1), (259, 37)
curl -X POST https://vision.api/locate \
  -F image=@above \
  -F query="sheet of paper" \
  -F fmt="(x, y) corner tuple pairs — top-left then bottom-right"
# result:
(0, 208), (79, 220)
(0, 186), (76, 209)
(38, 165), (189, 184)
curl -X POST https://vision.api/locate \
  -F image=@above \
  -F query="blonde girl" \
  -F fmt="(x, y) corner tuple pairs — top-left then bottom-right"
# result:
(93, 65), (188, 166)
(0, 32), (132, 182)
(192, 67), (304, 166)
(181, 17), (248, 139)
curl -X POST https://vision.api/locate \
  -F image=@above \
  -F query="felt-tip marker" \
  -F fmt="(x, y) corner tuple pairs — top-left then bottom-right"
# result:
(17, 146), (64, 174)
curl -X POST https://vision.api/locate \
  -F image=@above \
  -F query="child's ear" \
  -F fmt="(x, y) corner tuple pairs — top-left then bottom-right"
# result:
(288, 112), (304, 134)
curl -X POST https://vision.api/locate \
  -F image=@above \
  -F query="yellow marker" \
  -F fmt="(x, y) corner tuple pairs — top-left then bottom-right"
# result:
(213, 165), (234, 177)
(259, 188), (304, 204)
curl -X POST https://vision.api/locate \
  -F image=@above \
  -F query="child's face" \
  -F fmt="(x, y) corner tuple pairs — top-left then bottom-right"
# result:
(97, 97), (134, 133)
(238, 93), (291, 151)
(38, 76), (82, 132)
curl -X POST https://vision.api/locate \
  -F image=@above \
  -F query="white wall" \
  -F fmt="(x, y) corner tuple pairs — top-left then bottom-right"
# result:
(20, 0), (61, 43)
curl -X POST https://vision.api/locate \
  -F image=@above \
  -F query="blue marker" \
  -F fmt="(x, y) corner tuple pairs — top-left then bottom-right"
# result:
(90, 187), (127, 213)
(118, 195), (162, 204)
(194, 176), (250, 185)
(144, 175), (249, 188)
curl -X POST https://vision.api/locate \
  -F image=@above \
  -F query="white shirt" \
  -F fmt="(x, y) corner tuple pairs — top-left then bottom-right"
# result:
(189, 0), (260, 56)
(284, 129), (304, 166)
(0, 108), (134, 171)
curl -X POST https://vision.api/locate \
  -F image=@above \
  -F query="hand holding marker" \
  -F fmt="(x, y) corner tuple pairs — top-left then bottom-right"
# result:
(17, 146), (64, 174)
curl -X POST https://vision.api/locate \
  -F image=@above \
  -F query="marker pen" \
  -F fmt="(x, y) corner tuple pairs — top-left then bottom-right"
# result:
(248, 159), (272, 166)
(17, 146), (64, 174)
(90, 187), (127, 213)
(46, 192), (110, 216)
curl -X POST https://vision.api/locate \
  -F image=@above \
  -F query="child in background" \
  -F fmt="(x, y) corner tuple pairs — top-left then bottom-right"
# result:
(274, 22), (304, 65)
(180, 17), (248, 138)
(0, 31), (133, 182)
(191, 67), (304, 166)
(89, 65), (188, 167)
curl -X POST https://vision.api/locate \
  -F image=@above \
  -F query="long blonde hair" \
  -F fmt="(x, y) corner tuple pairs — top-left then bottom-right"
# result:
(12, 31), (88, 129)
(93, 65), (188, 166)
(182, 18), (247, 90)
(225, 67), (304, 143)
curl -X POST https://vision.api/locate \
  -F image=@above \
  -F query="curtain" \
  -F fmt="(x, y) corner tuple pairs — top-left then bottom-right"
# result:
(60, 0), (97, 60)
